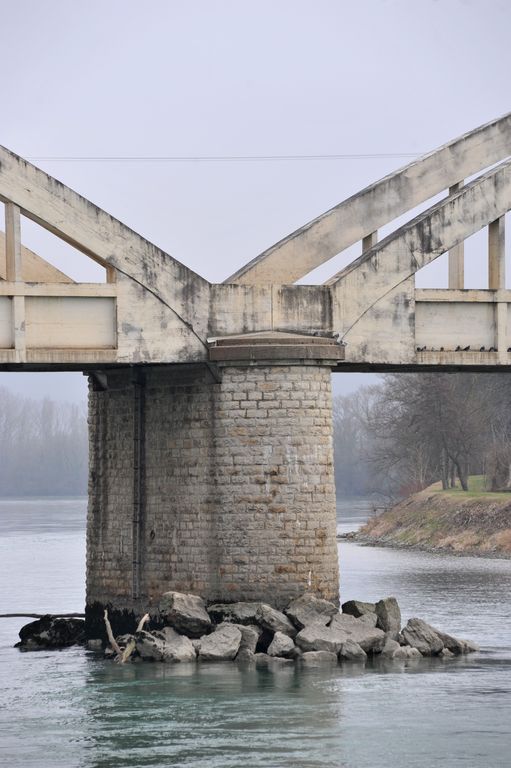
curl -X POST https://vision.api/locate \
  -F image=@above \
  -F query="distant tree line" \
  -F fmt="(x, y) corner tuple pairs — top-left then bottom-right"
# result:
(333, 373), (511, 500)
(0, 387), (88, 496)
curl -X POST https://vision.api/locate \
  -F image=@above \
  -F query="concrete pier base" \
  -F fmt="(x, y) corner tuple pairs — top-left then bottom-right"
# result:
(86, 348), (340, 635)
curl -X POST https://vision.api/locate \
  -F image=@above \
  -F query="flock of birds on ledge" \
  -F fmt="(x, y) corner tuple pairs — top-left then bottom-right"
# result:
(415, 346), (511, 352)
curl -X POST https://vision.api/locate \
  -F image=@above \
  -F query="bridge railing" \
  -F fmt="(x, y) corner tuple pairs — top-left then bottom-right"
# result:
(0, 202), (118, 365)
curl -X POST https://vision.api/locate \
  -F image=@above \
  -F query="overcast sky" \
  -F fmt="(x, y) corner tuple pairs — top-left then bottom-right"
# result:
(1, 0), (510, 402)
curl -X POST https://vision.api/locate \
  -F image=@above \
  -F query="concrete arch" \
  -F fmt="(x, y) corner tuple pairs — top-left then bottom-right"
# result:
(227, 112), (511, 285)
(0, 145), (212, 365)
(332, 157), (511, 325)
(0, 145), (211, 335)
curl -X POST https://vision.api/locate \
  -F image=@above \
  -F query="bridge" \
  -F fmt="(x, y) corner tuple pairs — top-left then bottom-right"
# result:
(1, 114), (510, 633)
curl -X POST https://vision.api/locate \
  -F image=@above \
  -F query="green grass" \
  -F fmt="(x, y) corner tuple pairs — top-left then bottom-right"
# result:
(430, 474), (511, 499)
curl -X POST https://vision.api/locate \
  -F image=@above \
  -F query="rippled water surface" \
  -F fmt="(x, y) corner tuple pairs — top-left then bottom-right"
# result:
(0, 497), (510, 767)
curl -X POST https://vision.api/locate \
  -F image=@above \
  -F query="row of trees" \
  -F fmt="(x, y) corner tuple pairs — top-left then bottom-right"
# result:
(1, 373), (509, 500)
(0, 387), (88, 496)
(333, 373), (511, 500)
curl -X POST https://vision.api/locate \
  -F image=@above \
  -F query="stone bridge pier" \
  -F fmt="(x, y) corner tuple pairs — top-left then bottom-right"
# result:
(85, 335), (341, 635)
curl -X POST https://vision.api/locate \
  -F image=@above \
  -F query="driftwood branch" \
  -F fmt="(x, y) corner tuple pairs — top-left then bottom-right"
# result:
(0, 613), (85, 619)
(104, 609), (150, 663)
(120, 613), (150, 663)
(104, 609), (123, 659)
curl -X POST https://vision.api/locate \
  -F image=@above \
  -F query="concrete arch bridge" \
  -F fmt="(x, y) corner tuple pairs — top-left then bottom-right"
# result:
(1, 114), (510, 632)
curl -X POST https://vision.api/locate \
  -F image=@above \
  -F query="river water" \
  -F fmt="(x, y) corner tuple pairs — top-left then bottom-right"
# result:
(0, 497), (510, 768)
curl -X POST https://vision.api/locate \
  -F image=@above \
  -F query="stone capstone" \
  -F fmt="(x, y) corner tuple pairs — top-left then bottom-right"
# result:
(199, 624), (242, 661)
(285, 593), (338, 629)
(341, 600), (376, 618)
(267, 631), (296, 658)
(256, 604), (297, 637)
(16, 616), (85, 651)
(375, 597), (401, 639)
(159, 591), (211, 638)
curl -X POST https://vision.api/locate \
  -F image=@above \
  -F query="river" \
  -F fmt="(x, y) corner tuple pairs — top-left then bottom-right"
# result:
(0, 496), (510, 767)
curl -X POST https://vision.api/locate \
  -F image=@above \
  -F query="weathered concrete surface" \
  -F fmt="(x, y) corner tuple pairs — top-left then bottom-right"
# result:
(2, 113), (511, 370)
(227, 112), (511, 285)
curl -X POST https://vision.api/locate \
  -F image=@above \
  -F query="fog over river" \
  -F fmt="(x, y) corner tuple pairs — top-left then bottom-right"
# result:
(0, 497), (510, 768)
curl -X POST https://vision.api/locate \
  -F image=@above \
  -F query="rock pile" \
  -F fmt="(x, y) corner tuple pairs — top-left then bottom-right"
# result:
(16, 615), (85, 650)
(104, 592), (479, 665)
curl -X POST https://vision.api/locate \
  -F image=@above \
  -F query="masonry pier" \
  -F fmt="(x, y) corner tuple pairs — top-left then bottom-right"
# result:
(85, 337), (341, 635)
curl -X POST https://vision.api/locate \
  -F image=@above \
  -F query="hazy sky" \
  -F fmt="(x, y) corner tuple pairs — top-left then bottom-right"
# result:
(1, 0), (510, 402)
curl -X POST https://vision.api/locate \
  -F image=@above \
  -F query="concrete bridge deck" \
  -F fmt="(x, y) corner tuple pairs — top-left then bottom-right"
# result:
(0, 111), (511, 372)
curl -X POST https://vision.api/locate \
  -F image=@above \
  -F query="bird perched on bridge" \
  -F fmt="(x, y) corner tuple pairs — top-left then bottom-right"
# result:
(455, 345), (461, 351)
(416, 346), (426, 352)
(489, 346), (497, 352)
(480, 346), (486, 351)
(463, 345), (470, 351)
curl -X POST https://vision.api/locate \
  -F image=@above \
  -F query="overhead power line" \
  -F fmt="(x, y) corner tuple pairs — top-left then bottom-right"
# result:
(25, 152), (424, 163)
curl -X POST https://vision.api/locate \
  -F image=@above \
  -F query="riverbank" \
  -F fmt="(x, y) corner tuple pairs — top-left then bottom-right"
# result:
(347, 478), (511, 558)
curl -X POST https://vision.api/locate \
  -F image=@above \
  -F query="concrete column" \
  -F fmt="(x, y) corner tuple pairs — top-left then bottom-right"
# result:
(362, 230), (378, 252)
(448, 182), (464, 289)
(488, 216), (507, 361)
(85, 337), (342, 636)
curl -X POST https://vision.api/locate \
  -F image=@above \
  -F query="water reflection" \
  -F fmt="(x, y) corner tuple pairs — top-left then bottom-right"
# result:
(81, 660), (348, 768)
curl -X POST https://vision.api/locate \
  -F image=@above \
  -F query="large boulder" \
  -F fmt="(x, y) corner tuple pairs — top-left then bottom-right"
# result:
(295, 623), (347, 654)
(135, 630), (167, 661)
(207, 602), (261, 626)
(17, 616), (85, 650)
(199, 624), (242, 661)
(435, 629), (479, 655)
(285, 593), (338, 629)
(341, 600), (376, 618)
(159, 592), (211, 638)
(375, 597), (401, 639)
(236, 647), (255, 663)
(135, 628), (197, 662)
(256, 604), (296, 637)
(157, 627), (197, 662)
(329, 614), (386, 654)
(380, 637), (401, 658)
(338, 639), (367, 662)
(267, 631), (296, 658)
(399, 618), (444, 656)
(217, 623), (261, 654)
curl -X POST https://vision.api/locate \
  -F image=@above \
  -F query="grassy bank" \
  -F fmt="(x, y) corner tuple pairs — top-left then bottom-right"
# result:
(356, 476), (511, 557)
